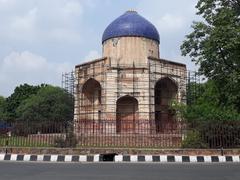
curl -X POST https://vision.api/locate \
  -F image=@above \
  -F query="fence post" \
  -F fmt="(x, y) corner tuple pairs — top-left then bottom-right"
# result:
(5, 139), (8, 154)
(221, 146), (224, 156)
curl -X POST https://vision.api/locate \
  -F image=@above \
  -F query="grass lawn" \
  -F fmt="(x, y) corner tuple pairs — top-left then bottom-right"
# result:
(0, 136), (54, 147)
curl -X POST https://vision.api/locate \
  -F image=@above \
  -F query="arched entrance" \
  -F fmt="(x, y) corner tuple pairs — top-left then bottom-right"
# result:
(116, 96), (138, 133)
(154, 77), (177, 132)
(82, 78), (101, 120)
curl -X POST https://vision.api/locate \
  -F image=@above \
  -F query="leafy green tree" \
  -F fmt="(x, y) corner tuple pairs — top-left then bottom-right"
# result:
(4, 84), (43, 121)
(0, 96), (6, 120)
(181, 0), (240, 111)
(184, 81), (240, 123)
(172, 80), (240, 124)
(16, 85), (74, 123)
(177, 81), (240, 148)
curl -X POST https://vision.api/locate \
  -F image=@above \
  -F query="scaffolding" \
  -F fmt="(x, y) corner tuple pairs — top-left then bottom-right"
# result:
(61, 71), (75, 96)
(60, 58), (204, 147)
(61, 60), (203, 121)
(73, 58), (188, 124)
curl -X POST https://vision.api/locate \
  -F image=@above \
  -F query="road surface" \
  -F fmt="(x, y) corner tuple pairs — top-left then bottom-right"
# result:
(0, 162), (239, 180)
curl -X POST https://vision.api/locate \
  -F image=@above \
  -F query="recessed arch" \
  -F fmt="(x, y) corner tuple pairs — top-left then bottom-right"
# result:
(116, 95), (138, 133)
(154, 77), (178, 133)
(82, 77), (101, 92)
(82, 78), (101, 120)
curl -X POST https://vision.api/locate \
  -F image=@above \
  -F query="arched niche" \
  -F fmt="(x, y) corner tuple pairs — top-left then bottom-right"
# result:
(116, 96), (138, 133)
(82, 78), (101, 120)
(154, 77), (177, 132)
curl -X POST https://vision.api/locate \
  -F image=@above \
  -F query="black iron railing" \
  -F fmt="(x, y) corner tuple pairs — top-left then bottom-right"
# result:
(0, 120), (239, 148)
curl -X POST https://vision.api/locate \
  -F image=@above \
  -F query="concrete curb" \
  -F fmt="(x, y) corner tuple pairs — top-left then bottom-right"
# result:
(0, 154), (240, 163)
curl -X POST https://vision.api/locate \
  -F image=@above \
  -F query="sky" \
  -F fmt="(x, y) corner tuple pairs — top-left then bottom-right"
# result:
(0, 0), (200, 97)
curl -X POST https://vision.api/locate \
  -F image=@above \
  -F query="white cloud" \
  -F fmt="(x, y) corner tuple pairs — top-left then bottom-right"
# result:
(48, 28), (81, 42)
(63, 0), (83, 17)
(0, 51), (73, 97)
(157, 14), (185, 32)
(0, 0), (15, 8)
(84, 0), (97, 8)
(10, 7), (37, 38)
(2, 51), (46, 71)
(0, 0), (84, 42)
(84, 50), (101, 61)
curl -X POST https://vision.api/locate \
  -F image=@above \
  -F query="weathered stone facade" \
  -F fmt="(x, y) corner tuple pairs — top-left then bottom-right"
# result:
(74, 11), (186, 135)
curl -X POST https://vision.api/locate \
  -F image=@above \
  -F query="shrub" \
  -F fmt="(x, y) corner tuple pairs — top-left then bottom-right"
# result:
(54, 130), (77, 148)
(65, 131), (77, 148)
(54, 136), (66, 148)
(182, 130), (208, 148)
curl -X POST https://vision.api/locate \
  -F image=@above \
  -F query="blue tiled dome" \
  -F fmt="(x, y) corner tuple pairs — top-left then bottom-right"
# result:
(102, 11), (160, 44)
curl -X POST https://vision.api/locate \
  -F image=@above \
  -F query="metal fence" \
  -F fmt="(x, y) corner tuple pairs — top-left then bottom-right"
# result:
(191, 121), (240, 149)
(0, 120), (240, 149)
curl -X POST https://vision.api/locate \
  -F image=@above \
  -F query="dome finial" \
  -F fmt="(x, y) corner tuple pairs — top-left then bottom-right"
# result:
(127, 9), (137, 13)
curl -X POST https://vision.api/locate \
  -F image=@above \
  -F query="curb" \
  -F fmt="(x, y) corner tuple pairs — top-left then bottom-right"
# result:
(114, 155), (240, 163)
(0, 154), (240, 163)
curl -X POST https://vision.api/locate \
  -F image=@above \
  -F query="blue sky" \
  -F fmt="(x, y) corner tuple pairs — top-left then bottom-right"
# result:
(0, 0), (199, 97)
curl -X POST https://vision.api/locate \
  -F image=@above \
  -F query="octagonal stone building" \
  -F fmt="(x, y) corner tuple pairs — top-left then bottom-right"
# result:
(74, 10), (186, 135)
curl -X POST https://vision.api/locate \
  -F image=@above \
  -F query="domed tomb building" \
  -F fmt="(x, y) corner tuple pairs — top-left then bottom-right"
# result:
(74, 11), (186, 135)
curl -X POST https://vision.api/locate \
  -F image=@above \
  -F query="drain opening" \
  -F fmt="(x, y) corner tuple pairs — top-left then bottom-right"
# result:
(100, 153), (117, 161)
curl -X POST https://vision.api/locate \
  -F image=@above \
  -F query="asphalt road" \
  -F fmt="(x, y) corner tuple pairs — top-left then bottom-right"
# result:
(0, 162), (239, 180)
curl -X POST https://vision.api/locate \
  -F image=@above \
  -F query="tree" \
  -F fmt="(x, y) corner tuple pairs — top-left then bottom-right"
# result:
(0, 96), (5, 120)
(16, 85), (74, 123)
(4, 84), (43, 121)
(185, 81), (240, 123)
(181, 0), (240, 111)
(5, 84), (42, 121)
(173, 80), (240, 123)
(178, 81), (240, 148)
